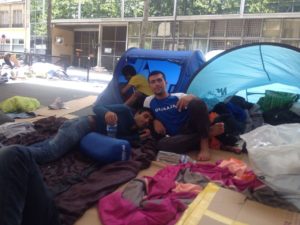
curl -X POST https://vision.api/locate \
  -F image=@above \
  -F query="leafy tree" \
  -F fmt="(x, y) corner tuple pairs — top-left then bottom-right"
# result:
(30, 0), (47, 36)
(149, 0), (173, 16)
(177, 0), (283, 15)
(52, 0), (78, 19)
(244, 0), (276, 13)
(124, 0), (144, 17)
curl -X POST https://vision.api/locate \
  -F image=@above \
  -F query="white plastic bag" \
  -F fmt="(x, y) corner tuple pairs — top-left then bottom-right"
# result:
(241, 123), (300, 209)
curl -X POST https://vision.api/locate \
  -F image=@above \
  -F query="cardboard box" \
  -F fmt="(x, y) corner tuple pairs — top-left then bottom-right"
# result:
(176, 183), (300, 225)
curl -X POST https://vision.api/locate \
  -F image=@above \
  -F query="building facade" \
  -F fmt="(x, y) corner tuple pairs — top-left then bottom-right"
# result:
(0, 0), (29, 53)
(31, 0), (300, 71)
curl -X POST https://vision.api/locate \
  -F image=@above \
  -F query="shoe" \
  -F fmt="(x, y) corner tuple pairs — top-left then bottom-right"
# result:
(48, 97), (66, 110)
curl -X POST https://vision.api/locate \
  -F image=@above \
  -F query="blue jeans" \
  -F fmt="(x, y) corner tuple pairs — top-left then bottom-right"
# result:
(29, 116), (92, 164)
(0, 146), (61, 225)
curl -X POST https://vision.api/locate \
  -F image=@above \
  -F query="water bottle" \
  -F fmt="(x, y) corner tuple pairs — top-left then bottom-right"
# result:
(121, 144), (127, 161)
(106, 123), (117, 138)
(179, 154), (196, 164)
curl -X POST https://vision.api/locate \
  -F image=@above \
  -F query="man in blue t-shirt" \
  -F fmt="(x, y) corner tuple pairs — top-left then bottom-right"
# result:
(144, 71), (224, 161)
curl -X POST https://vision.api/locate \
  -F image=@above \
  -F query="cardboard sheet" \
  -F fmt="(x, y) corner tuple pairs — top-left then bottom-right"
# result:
(176, 183), (300, 225)
(14, 95), (96, 123)
(34, 95), (97, 117)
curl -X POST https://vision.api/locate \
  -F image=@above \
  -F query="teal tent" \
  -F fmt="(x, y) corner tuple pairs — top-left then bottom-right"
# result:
(187, 43), (300, 104)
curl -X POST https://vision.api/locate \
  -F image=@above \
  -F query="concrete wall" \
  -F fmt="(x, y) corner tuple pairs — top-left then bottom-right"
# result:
(52, 27), (74, 64)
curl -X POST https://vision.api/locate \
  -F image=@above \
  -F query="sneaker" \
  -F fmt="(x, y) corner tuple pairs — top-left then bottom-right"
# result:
(48, 97), (66, 110)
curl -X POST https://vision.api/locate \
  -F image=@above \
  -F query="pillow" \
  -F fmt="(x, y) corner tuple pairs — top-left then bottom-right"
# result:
(80, 132), (131, 164)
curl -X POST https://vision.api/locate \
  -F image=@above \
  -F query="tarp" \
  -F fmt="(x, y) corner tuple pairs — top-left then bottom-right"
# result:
(96, 48), (205, 105)
(186, 43), (300, 104)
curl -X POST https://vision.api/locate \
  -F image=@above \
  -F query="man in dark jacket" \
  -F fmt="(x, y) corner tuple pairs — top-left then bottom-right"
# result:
(0, 104), (153, 225)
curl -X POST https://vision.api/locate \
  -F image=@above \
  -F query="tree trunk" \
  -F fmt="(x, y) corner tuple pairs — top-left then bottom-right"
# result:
(46, 0), (52, 56)
(140, 0), (149, 48)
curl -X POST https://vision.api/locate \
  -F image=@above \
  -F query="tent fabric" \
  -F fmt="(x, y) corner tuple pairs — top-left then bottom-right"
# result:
(186, 43), (300, 104)
(96, 48), (205, 105)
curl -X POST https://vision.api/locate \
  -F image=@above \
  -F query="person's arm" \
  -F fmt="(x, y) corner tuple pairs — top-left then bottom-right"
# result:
(153, 119), (166, 135)
(176, 94), (196, 112)
(143, 96), (166, 135)
(121, 83), (134, 95)
(93, 104), (130, 124)
(93, 104), (110, 120)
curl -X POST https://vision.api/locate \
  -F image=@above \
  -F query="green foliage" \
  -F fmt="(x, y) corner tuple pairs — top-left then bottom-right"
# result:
(177, 0), (241, 15)
(52, 0), (122, 19)
(244, 0), (276, 13)
(124, 0), (144, 17)
(30, 0), (47, 36)
(81, 0), (121, 18)
(52, 0), (78, 19)
(149, 0), (173, 16)
(176, 0), (287, 15)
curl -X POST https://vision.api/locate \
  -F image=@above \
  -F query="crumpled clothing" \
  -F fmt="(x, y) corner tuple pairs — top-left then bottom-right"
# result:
(0, 122), (35, 139)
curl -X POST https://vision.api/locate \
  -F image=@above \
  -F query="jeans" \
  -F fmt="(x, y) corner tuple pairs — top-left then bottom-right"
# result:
(0, 146), (61, 225)
(29, 116), (92, 164)
(157, 98), (210, 153)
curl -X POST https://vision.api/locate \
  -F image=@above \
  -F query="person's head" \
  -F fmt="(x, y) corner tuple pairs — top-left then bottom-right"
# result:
(148, 71), (167, 98)
(122, 65), (136, 81)
(134, 107), (154, 128)
(4, 53), (11, 61)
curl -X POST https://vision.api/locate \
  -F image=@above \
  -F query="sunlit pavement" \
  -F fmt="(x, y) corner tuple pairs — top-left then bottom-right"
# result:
(8, 67), (113, 94)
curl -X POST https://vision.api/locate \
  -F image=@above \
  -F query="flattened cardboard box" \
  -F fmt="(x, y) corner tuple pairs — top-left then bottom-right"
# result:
(176, 183), (300, 225)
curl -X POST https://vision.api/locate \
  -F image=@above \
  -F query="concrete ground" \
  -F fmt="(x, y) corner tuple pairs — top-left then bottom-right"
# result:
(0, 68), (113, 116)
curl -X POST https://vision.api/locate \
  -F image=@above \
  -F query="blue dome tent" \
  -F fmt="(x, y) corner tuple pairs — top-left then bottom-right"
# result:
(96, 48), (205, 105)
(186, 43), (300, 105)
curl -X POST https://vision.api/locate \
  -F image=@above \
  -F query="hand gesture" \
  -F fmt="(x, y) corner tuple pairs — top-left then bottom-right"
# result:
(153, 119), (166, 135)
(176, 95), (195, 112)
(139, 128), (151, 140)
(105, 111), (118, 125)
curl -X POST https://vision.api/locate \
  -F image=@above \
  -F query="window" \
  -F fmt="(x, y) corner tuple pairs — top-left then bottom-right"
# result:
(128, 23), (141, 37)
(0, 11), (9, 27)
(157, 22), (172, 37)
(282, 19), (300, 38)
(226, 20), (243, 37)
(151, 39), (164, 49)
(209, 40), (225, 51)
(225, 40), (241, 49)
(12, 39), (24, 52)
(243, 19), (262, 37)
(13, 10), (23, 27)
(210, 20), (226, 37)
(128, 38), (139, 48)
(194, 21), (209, 38)
(177, 39), (193, 50)
(179, 22), (194, 38)
(193, 39), (208, 53)
(0, 36), (10, 51)
(262, 19), (281, 38)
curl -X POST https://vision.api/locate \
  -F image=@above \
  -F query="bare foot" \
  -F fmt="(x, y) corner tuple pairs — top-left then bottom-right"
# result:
(209, 122), (224, 137)
(197, 148), (211, 161)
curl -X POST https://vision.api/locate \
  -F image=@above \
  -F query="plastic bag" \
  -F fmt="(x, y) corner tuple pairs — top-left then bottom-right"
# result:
(241, 123), (300, 209)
